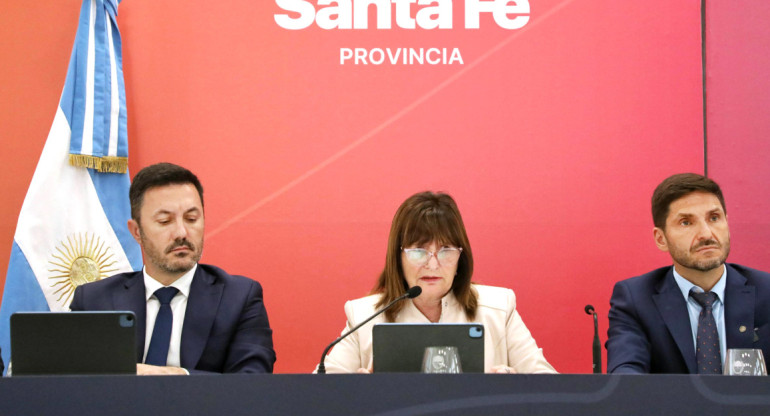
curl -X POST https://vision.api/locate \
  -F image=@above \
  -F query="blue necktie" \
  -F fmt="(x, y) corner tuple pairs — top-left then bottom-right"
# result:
(145, 287), (179, 366)
(690, 290), (722, 374)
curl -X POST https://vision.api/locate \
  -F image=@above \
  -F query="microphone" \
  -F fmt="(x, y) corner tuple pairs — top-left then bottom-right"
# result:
(584, 304), (602, 374)
(317, 286), (422, 374)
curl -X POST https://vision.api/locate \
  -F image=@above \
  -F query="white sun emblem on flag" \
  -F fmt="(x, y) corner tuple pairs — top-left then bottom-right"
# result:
(48, 233), (119, 305)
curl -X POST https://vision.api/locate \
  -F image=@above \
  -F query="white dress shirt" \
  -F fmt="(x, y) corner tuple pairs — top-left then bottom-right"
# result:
(142, 264), (196, 368)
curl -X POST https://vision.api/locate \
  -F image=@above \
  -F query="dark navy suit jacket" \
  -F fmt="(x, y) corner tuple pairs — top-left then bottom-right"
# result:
(70, 264), (275, 374)
(607, 263), (770, 374)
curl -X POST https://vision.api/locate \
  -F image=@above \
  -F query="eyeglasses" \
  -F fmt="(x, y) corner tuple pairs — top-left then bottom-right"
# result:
(401, 247), (463, 267)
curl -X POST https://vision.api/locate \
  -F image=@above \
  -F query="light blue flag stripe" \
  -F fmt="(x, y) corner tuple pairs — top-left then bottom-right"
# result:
(65, 0), (93, 156)
(0, 245), (51, 371)
(1, 244), (51, 313)
(92, 2), (109, 159)
(111, 6), (129, 159)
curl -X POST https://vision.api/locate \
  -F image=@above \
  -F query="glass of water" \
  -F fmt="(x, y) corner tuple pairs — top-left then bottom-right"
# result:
(723, 349), (767, 376)
(422, 346), (462, 374)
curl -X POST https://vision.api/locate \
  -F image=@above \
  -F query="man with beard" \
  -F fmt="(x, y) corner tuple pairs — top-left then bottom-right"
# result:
(607, 173), (770, 374)
(70, 163), (275, 375)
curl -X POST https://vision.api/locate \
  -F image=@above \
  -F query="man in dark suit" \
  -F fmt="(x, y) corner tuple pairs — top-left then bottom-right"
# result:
(607, 173), (770, 374)
(70, 163), (275, 374)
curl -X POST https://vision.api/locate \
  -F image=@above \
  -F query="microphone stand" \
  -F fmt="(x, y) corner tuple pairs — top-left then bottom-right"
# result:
(317, 287), (421, 374)
(584, 305), (602, 374)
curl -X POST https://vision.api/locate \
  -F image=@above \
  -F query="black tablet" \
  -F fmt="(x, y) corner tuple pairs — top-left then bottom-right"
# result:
(10, 311), (136, 376)
(372, 323), (484, 373)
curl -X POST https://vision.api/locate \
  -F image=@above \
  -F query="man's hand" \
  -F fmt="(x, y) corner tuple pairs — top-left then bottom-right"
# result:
(137, 363), (188, 375)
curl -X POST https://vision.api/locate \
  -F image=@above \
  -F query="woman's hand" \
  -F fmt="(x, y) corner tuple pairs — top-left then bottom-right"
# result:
(489, 364), (516, 374)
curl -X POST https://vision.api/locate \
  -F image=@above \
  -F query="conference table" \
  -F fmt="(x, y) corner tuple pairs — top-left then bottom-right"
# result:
(1, 373), (769, 415)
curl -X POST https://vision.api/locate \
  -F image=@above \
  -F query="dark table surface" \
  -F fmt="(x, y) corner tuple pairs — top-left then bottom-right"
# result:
(1, 373), (769, 415)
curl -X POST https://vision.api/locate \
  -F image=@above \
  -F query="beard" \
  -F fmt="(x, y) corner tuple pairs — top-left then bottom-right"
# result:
(668, 238), (730, 272)
(140, 230), (203, 275)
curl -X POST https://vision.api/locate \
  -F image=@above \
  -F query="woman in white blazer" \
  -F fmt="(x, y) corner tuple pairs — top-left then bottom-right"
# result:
(318, 191), (556, 374)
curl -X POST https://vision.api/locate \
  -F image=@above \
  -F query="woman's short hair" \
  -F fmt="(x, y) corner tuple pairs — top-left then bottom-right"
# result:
(373, 191), (477, 321)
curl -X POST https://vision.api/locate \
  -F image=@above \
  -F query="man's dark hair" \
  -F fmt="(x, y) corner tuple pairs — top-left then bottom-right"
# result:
(129, 163), (204, 221)
(651, 173), (725, 230)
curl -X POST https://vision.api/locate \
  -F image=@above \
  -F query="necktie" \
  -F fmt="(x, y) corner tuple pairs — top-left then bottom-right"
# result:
(145, 287), (179, 366)
(689, 290), (722, 374)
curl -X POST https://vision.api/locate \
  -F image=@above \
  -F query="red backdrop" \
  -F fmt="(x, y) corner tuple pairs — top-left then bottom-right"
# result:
(705, 1), (770, 271)
(2, 0), (766, 374)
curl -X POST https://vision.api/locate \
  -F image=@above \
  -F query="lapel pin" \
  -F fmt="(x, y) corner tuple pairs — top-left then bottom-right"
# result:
(739, 325), (747, 333)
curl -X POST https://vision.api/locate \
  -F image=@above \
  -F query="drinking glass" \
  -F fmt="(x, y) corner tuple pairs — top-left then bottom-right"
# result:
(723, 349), (767, 376)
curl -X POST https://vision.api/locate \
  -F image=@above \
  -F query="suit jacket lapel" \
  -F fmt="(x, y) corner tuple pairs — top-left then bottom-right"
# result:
(652, 269), (697, 373)
(724, 264), (755, 349)
(112, 272), (147, 362)
(180, 267), (223, 369)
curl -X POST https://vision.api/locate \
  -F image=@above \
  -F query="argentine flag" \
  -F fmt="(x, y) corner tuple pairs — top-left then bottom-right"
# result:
(0, 0), (141, 374)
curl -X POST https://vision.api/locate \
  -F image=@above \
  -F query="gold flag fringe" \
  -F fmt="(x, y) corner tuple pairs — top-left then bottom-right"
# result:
(69, 154), (101, 170)
(69, 154), (128, 174)
(99, 156), (128, 173)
